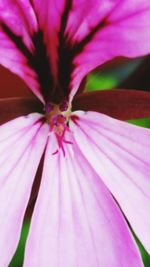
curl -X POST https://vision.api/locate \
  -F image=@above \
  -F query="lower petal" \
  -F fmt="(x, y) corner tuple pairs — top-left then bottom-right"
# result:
(24, 132), (143, 267)
(0, 113), (48, 266)
(71, 111), (150, 253)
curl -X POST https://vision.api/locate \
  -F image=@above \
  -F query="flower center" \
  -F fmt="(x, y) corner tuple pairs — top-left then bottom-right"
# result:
(45, 100), (72, 156)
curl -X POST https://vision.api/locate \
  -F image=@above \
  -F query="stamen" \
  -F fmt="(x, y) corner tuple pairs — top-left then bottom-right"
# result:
(45, 102), (54, 113)
(45, 102), (72, 156)
(59, 99), (69, 111)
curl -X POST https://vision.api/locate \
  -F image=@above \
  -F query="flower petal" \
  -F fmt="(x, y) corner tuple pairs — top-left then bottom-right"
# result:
(0, 1), (55, 104)
(0, 113), (48, 266)
(1, 1), (150, 104)
(0, 1), (47, 101)
(18, 1), (150, 102)
(0, 97), (43, 125)
(70, 0), (150, 98)
(24, 132), (143, 267)
(71, 111), (150, 252)
(72, 89), (150, 120)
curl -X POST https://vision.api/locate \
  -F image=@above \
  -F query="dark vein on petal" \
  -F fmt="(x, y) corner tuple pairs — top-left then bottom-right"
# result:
(32, 30), (54, 102)
(56, 8), (107, 102)
(28, 0), (34, 10)
(1, 23), (32, 59)
(54, 0), (73, 103)
(73, 20), (107, 54)
(1, 23), (54, 103)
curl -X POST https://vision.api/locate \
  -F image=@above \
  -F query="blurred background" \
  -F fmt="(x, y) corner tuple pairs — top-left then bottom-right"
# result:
(0, 55), (150, 266)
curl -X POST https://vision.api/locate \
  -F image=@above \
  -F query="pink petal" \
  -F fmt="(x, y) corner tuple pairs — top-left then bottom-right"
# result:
(31, 0), (66, 77)
(30, 0), (74, 103)
(33, 0), (150, 101)
(24, 132), (143, 267)
(70, 0), (150, 98)
(0, 1), (45, 102)
(71, 111), (150, 253)
(3, 1), (150, 103)
(0, 113), (48, 266)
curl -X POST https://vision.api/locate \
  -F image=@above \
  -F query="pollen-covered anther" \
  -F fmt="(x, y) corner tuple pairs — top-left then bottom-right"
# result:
(59, 99), (69, 112)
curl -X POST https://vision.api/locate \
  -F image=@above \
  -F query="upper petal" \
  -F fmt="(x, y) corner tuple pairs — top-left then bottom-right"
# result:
(0, 113), (48, 266)
(24, 132), (143, 267)
(69, 0), (150, 99)
(32, 0), (150, 100)
(1, 1), (150, 103)
(0, 1), (55, 104)
(71, 111), (150, 253)
(0, 1), (45, 101)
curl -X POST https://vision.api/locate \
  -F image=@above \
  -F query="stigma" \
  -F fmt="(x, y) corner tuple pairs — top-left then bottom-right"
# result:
(45, 100), (72, 156)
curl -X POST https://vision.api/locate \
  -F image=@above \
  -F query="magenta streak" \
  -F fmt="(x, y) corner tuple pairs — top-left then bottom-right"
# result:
(51, 117), (73, 157)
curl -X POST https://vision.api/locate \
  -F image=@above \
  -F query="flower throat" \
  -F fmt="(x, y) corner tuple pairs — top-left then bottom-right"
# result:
(45, 100), (72, 156)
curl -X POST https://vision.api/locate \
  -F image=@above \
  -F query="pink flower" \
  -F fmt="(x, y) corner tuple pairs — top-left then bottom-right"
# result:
(0, 1), (150, 266)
